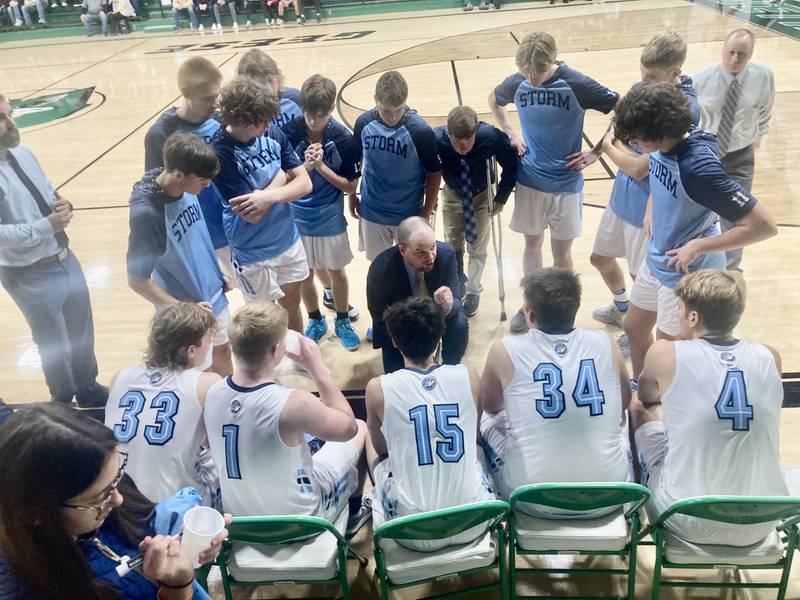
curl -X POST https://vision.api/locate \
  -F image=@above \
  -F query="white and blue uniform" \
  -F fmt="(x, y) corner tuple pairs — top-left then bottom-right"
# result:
(272, 87), (302, 132)
(493, 63), (618, 194)
(481, 328), (630, 517)
(373, 365), (494, 551)
(635, 339), (788, 546)
(106, 364), (219, 507)
(283, 117), (360, 238)
(204, 377), (359, 520)
(126, 169), (228, 317)
(353, 107), (441, 226)
(211, 125), (303, 266)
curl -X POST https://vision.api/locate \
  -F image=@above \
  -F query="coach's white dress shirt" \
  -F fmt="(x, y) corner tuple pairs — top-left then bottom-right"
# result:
(693, 60), (775, 154)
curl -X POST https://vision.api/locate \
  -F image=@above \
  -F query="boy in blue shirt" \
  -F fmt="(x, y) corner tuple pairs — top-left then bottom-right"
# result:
(613, 82), (776, 379)
(127, 132), (232, 376)
(236, 49), (302, 133)
(143, 57), (236, 290)
(489, 32), (618, 333)
(591, 32), (701, 333)
(434, 105), (518, 317)
(352, 71), (442, 260)
(284, 75), (361, 351)
(210, 76), (313, 334)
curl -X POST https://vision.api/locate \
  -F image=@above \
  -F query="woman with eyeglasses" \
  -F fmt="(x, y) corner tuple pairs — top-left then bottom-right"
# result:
(0, 403), (228, 600)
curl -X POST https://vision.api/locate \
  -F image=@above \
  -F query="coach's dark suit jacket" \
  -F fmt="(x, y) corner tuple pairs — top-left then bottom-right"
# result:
(367, 241), (469, 373)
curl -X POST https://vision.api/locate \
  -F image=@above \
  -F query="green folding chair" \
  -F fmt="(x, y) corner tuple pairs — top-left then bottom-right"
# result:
(508, 482), (650, 600)
(646, 496), (800, 600)
(372, 499), (510, 600)
(216, 513), (368, 600)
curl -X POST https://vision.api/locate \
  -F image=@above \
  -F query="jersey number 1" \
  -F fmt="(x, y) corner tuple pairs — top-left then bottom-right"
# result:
(715, 370), (753, 431)
(408, 404), (465, 465)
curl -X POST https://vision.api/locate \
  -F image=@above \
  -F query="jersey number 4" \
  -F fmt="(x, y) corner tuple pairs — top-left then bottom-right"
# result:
(715, 370), (753, 431)
(534, 359), (606, 419)
(408, 404), (465, 465)
(113, 391), (180, 446)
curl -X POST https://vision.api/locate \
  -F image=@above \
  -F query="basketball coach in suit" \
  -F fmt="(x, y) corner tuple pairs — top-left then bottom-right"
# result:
(367, 216), (468, 373)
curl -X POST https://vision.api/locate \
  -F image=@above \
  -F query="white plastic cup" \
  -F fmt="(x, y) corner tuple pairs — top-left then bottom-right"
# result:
(182, 506), (225, 568)
(284, 329), (301, 356)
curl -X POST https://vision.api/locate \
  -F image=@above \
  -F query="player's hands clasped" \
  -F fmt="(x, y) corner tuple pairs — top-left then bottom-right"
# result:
(433, 286), (454, 314)
(229, 189), (277, 224)
(304, 144), (323, 171)
(48, 198), (73, 233)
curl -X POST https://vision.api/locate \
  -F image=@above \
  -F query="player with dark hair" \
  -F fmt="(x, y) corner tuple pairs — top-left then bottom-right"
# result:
(613, 82), (776, 382)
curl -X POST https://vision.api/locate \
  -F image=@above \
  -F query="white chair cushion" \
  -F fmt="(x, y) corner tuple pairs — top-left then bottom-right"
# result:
(785, 466), (800, 497)
(663, 529), (785, 566)
(227, 509), (348, 582)
(381, 530), (496, 585)
(514, 509), (629, 552)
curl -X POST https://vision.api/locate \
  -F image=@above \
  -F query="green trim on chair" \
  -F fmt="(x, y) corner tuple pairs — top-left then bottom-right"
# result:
(646, 495), (800, 600)
(217, 515), (367, 600)
(372, 500), (510, 600)
(508, 482), (650, 600)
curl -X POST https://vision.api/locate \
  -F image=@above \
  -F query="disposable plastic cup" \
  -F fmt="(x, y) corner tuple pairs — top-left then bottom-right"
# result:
(182, 506), (225, 568)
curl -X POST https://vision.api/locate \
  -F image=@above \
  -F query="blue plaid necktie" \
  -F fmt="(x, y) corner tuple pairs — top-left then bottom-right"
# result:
(458, 158), (477, 245)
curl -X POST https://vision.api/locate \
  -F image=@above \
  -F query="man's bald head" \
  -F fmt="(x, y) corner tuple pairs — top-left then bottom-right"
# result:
(723, 29), (755, 75)
(397, 217), (437, 273)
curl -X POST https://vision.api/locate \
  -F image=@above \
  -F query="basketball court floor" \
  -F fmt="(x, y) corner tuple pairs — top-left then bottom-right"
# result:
(2, 0), (800, 595)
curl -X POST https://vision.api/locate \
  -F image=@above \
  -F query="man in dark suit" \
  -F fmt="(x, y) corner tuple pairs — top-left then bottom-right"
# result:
(367, 217), (468, 373)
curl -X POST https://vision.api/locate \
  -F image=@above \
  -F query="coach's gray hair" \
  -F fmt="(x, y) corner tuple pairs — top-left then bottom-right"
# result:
(397, 216), (432, 247)
(726, 28), (755, 47)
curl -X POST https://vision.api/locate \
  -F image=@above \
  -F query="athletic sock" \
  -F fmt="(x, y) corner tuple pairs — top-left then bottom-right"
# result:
(336, 311), (348, 321)
(630, 378), (638, 392)
(308, 309), (322, 320)
(322, 287), (333, 301)
(348, 494), (363, 515)
(612, 288), (629, 312)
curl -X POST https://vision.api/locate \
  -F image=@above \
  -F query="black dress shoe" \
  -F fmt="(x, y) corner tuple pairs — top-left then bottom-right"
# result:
(75, 383), (109, 408)
(463, 294), (480, 317)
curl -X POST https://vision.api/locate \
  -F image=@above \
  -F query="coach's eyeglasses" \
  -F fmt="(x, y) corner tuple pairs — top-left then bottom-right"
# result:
(63, 451), (128, 518)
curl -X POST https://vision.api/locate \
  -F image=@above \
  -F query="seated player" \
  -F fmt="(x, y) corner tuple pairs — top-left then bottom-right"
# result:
(631, 269), (789, 546)
(236, 49), (301, 132)
(367, 217), (468, 374)
(489, 32), (618, 333)
(434, 105), (518, 317)
(592, 31), (700, 332)
(283, 75), (361, 351)
(204, 302), (371, 537)
(352, 71), (442, 261)
(127, 132), (232, 377)
(105, 302), (221, 507)
(366, 296), (494, 551)
(480, 268), (632, 516)
(613, 82), (777, 380)
(211, 76), (313, 334)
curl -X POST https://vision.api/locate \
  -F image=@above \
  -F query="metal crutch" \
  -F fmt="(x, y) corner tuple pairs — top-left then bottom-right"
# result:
(486, 157), (507, 321)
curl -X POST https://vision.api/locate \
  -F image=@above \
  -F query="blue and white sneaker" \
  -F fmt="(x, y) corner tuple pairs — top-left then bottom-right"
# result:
(304, 315), (328, 342)
(335, 317), (360, 352)
(366, 326), (373, 342)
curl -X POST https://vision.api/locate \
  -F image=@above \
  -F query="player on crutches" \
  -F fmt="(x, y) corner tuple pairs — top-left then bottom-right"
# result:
(487, 157), (507, 321)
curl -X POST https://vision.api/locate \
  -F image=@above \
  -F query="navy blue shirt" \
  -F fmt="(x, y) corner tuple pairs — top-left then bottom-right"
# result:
(434, 121), (518, 205)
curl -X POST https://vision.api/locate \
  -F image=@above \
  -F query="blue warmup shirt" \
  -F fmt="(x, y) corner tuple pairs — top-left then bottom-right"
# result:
(647, 130), (756, 288)
(353, 107), (441, 226)
(143, 107), (228, 250)
(609, 76), (702, 228)
(272, 87), (302, 131)
(283, 116), (360, 237)
(127, 169), (228, 316)
(211, 125), (303, 265)
(493, 63), (618, 193)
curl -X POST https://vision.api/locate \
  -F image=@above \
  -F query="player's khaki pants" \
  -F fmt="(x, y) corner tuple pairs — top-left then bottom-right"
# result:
(441, 185), (491, 296)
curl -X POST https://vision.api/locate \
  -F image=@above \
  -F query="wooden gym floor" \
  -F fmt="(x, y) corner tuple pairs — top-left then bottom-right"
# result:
(2, 0), (800, 595)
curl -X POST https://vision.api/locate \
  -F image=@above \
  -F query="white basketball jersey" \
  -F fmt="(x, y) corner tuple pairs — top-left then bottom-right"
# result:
(501, 329), (630, 491)
(203, 377), (318, 517)
(380, 365), (490, 516)
(661, 339), (788, 502)
(106, 365), (208, 504)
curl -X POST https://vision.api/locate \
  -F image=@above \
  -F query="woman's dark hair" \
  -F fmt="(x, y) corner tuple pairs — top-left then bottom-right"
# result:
(0, 404), (155, 600)
(384, 296), (445, 362)
(614, 81), (692, 144)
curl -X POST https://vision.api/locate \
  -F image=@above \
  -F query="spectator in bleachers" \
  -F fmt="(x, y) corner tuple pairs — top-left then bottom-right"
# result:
(192, 0), (212, 31)
(107, 0), (134, 33)
(211, 0), (237, 32)
(2, 0), (23, 27)
(20, 0), (47, 27)
(243, 0), (267, 28)
(172, 0), (198, 31)
(80, 0), (108, 36)
(276, 0), (303, 25)
(0, 403), (227, 600)
(480, 268), (633, 516)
